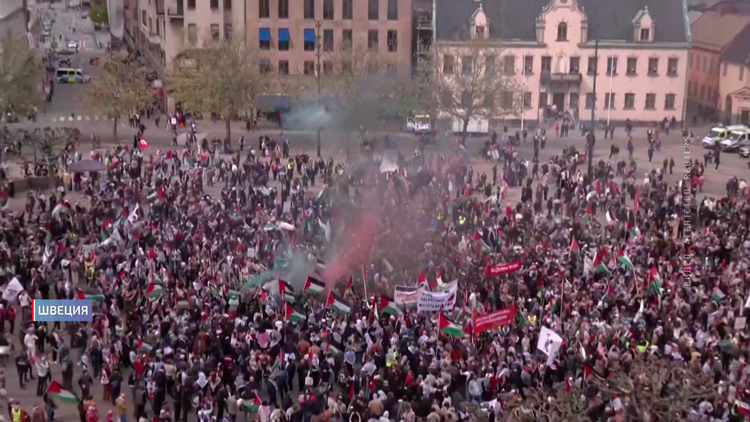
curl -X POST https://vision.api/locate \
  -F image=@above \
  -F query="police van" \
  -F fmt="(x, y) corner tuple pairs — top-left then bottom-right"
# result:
(55, 68), (90, 83)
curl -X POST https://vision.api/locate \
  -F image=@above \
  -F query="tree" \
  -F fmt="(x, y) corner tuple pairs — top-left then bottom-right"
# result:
(169, 37), (267, 141)
(416, 39), (523, 142)
(89, 1), (109, 27)
(18, 127), (79, 187)
(83, 52), (157, 139)
(0, 31), (42, 115)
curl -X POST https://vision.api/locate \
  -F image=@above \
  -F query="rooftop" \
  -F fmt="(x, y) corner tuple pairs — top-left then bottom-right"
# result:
(435, 0), (690, 43)
(691, 11), (750, 50)
(0, 0), (24, 22)
(721, 22), (750, 65)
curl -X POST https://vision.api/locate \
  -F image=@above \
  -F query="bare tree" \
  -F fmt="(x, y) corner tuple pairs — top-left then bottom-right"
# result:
(83, 52), (157, 139)
(169, 37), (267, 141)
(18, 127), (79, 188)
(0, 31), (42, 117)
(417, 39), (523, 142)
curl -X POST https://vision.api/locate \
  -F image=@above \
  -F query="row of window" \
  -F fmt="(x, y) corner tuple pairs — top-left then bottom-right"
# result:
(454, 91), (676, 110)
(443, 54), (680, 77)
(259, 0), (398, 20)
(259, 28), (398, 52)
(184, 22), (232, 43)
(258, 59), (398, 75)
(183, 0), (231, 10)
(688, 81), (718, 104)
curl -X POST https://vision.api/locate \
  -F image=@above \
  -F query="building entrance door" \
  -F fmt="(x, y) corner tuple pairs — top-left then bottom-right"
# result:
(741, 109), (749, 125)
(553, 93), (566, 112)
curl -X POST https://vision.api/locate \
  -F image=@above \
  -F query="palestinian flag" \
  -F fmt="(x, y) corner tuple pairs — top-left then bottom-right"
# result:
(146, 283), (165, 298)
(137, 340), (153, 353)
(241, 393), (262, 413)
(344, 275), (353, 294)
(439, 313), (465, 338)
(570, 237), (580, 255)
(324, 340), (343, 355)
(279, 279), (296, 303)
(593, 251), (613, 277)
(284, 302), (306, 322)
(326, 291), (352, 314)
(304, 276), (325, 294)
(712, 287), (726, 303)
(617, 249), (634, 270)
(225, 290), (240, 301)
(380, 296), (403, 316)
(474, 231), (492, 254)
(649, 267), (662, 288)
(46, 380), (78, 404)
(583, 204), (593, 223)
(75, 289), (105, 302)
(627, 220), (640, 238)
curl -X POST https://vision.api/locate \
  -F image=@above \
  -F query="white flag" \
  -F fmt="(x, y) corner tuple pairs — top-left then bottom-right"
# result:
(2, 277), (23, 301)
(128, 204), (140, 225)
(536, 326), (563, 365)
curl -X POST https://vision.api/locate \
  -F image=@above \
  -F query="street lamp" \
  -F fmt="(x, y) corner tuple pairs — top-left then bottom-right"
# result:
(315, 20), (322, 157)
(587, 39), (599, 176)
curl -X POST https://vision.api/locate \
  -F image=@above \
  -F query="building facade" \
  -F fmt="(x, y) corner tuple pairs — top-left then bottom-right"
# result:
(717, 23), (750, 125)
(687, 9), (750, 120)
(433, 0), (692, 126)
(245, 0), (413, 77)
(0, 0), (28, 41)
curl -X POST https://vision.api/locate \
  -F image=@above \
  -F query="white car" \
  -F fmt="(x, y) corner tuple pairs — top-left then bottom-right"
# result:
(67, 40), (78, 49)
(721, 130), (750, 152)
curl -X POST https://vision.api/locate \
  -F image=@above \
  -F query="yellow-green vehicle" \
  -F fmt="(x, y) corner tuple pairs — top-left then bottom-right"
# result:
(55, 68), (90, 83)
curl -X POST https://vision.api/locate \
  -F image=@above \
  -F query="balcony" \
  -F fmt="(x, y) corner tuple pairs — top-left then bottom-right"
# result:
(155, 0), (165, 15)
(541, 70), (582, 85)
(167, 0), (184, 18)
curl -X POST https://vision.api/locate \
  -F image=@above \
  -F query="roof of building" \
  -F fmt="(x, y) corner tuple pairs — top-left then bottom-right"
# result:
(721, 22), (750, 64)
(435, 0), (690, 43)
(691, 11), (750, 50)
(688, 10), (704, 24)
(0, 0), (24, 22)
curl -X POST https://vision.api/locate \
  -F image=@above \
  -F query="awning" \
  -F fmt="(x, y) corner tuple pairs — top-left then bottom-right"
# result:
(278, 28), (290, 42)
(304, 29), (315, 43)
(259, 28), (271, 42)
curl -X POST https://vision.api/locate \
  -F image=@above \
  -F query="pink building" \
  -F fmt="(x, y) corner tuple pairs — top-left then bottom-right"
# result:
(433, 0), (691, 126)
(717, 23), (750, 125)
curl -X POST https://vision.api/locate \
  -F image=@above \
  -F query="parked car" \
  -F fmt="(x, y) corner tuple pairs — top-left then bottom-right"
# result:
(719, 127), (750, 152)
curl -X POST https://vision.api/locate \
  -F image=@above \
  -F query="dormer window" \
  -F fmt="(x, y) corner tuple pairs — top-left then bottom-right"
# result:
(640, 28), (650, 41)
(476, 26), (485, 38)
(557, 22), (568, 41)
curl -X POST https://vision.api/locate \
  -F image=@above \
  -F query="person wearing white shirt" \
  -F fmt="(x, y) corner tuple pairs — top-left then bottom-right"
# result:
(36, 356), (50, 396)
(24, 331), (38, 357)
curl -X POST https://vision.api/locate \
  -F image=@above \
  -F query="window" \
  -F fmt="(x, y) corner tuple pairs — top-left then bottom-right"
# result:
(211, 24), (220, 41)
(539, 92), (548, 107)
(387, 0), (398, 20)
(343, 0), (353, 19)
(475, 26), (485, 38)
(648, 57), (659, 76)
(443, 55), (454, 74)
(624, 93), (635, 109)
(485, 56), (496, 76)
(141, 10), (146, 25)
(368, 0), (378, 20)
(260, 60), (271, 74)
(342, 60), (352, 73)
(323, 29), (333, 51)
(462, 55), (473, 75)
(304, 29), (316, 51)
(500, 91), (513, 109)
(304, 0), (314, 19)
(541, 55), (551, 72)
(699, 85), (705, 99)
(210, 0), (218, 9)
(702, 56), (706, 72)
(626, 57), (637, 75)
(741, 66), (745, 81)
(323, 0), (334, 19)
(606, 56), (617, 75)
(367, 30), (378, 50)
(664, 93), (675, 110)
(709, 58), (714, 74)
(569, 57), (580, 73)
(667, 58), (678, 76)
(224, 0), (231, 9)
(224, 23), (232, 40)
(604, 93), (615, 109)
(503, 56), (515, 75)
(342, 30), (353, 50)
(187, 23), (197, 44)
(323, 60), (333, 74)
(645, 93), (656, 109)
(304, 61), (315, 75)
(723, 62), (728, 76)
(187, 0), (195, 8)
(557, 22), (567, 41)
(639, 28), (650, 41)
(585, 93), (595, 109)
(523, 56), (533, 74)
(387, 30), (397, 52)
(587, 56), (597, 75)
(259, 28), (271, 49)
(148, 18), (152, 33)
(278, 60), (289, 75)
(483, 92), (494, 108)
(278, 29), (290, 50)
(523, 92), (532, 108)
(278, 0), (288, 18)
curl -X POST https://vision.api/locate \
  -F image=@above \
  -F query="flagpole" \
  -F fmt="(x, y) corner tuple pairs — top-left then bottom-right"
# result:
(362, 266), (368, 298)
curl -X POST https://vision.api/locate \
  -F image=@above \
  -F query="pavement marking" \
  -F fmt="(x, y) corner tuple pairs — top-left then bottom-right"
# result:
(77, 116), (82, 121)
(85, 116), (90, 121)
(68, 116), (73, 121)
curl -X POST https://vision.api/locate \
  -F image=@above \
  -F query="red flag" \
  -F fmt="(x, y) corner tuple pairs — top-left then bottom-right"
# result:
(139, 138), (149, 149)
(345, 275), (353, 293)
(417, 270), (426, 287)
(570, 238), (580, 254)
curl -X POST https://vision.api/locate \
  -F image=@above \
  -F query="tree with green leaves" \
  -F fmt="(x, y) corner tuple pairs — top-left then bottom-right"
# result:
(0, 31), (42, 116)
(169, 37), (267, 141)
(83, 52), (157, 139)
(89, 1), (109, 27)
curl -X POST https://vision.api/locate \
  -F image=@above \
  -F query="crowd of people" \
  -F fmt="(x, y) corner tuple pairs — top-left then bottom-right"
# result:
(0, 120), (747, 422)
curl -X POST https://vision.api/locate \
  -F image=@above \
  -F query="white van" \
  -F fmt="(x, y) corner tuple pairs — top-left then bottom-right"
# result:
(452, 117), (489, 135)
(55, 68), (90, 83)
(720, 126), (750, 152)
(702, 125), (746, 147)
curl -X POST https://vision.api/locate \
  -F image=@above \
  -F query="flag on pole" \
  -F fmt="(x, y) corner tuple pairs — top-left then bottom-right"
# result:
(474, 231), (492, 253)
(593, 250), (613, 277)
(712, 287), (726, 303)
(570, 237), (580, 255)
(284, 302), (306, 322)
(46, 381), (78, 404)
(439, 313), (465, 337)
(146, 283), (165, 298)
(344, 275), (353, 294)
(240, 393), (262, 413)
(279, 279), (296, 303)
(326, 291), (352, 314)
(616, 248), (634, 270)
(583, 204), (593, 223)
(136, 340), (153, 353)
(379, 296), (403, 316)
(304, 276), (326, 294)
(75, 289), (105, 302)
